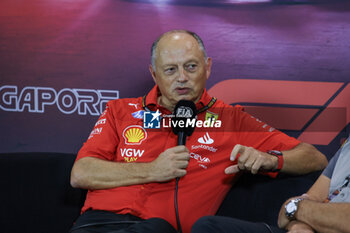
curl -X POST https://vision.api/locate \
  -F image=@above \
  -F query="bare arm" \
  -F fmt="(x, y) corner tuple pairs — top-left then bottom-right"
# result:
(295, 200), (350, 233)
(281, 142), (327, 174)
(225, 142), (327, 175)
(278, 175), (350, 233)
(70, 146), (190, 190)
(286, 221), (315, 233)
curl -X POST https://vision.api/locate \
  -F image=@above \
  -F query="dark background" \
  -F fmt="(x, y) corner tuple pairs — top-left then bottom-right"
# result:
(1, 0), (349, 157)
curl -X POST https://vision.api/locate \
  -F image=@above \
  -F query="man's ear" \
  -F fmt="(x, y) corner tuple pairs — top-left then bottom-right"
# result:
(205, 57), (212, 80)
(149, 64), (157, 83)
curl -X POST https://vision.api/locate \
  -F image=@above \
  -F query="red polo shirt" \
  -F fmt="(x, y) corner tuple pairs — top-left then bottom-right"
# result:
(76, 85), (300, 233)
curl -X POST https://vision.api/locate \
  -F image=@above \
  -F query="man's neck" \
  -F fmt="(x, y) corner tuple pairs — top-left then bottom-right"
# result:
(157, 96), (175, 112)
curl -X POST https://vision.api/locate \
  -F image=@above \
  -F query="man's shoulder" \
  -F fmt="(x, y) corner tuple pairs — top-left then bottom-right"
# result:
(107, 96), (143, 108)
(213, 98), (245, 112)
(102, 97), (144, 119)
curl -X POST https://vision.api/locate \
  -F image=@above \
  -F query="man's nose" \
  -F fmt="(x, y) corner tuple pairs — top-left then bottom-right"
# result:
(177, 68), (189, 82)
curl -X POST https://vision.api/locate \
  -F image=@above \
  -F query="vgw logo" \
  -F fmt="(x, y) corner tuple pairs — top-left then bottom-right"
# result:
(120, 148), (145, 162)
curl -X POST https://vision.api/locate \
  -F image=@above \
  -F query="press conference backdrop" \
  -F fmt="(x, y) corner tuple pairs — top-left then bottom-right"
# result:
(1, 0), (349, 158)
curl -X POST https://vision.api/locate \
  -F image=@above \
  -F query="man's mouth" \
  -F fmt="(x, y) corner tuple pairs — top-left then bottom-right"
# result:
(175, 87), (190, 95)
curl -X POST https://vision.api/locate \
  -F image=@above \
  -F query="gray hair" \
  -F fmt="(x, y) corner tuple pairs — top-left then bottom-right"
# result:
(151, 30), (208, 71)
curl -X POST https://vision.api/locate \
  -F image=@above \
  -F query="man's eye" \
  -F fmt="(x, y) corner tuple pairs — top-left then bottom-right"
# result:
(164, 67), (176, 74)
(186, 64), (197, 71)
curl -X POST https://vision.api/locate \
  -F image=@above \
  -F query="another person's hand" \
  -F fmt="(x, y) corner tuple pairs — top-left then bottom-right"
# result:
(225, 144), (278, 174)
(278, 196), (295, 228)
(287, 221), (314, 233)
(151, 146), (190, 182)
(278, 194), (309, 229)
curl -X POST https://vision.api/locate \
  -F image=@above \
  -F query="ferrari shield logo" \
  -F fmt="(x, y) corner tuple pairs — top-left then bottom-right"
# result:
(205, 111), (219, 122)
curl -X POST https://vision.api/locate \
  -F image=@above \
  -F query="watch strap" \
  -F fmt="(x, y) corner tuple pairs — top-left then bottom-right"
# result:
(267, 150), (283, 172)
(285, 197), (304, 220)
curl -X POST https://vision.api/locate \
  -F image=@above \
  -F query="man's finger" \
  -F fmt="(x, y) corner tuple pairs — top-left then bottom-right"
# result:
(171, 145), (189, 153)
(230, 144), (245, 161)
(176, 160), (189, 169)
(175, 152), (190, 160)
(224, 165), (240, 174)
(251, 159), (263, 174)
(175, 169), (187, 178)
(243, 155), (256, 170)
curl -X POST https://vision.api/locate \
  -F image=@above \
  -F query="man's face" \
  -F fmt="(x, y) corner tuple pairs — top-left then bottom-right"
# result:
(149, 33), (212, 111)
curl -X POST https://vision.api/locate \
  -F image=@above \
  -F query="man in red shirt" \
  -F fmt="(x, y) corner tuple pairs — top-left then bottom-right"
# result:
(69, 30), (327, 233)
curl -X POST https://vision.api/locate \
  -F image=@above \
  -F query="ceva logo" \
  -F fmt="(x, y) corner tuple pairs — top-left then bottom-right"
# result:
(209, 79), (350, 145)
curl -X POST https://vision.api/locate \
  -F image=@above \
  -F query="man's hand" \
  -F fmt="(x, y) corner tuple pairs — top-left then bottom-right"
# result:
(150, 146), (190, 182)
(278, 194), (310, 229)
(71, 145), (190, 189)
(287, 221), (314, 233)
(278, 196), (294, 228)
(224, 144), (278, 175)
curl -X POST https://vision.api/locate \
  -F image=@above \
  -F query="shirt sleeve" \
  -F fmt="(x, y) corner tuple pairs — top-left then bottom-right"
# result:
(225, 107), (300, 178)
(76, 101), (120, 161)
(322, 144), (343, 179)
(232, 108), (300, 152)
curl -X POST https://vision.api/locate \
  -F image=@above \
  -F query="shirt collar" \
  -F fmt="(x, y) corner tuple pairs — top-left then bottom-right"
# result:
(144, 85), (213, 113)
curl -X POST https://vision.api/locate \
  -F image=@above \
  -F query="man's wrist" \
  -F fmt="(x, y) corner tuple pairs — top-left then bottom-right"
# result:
(286, 220), (314, 232)
(285, 197), (305, 221)
(267, 150), (284, 172)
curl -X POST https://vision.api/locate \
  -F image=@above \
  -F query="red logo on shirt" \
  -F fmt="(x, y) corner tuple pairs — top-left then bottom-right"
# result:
(123, 125), (147, 145)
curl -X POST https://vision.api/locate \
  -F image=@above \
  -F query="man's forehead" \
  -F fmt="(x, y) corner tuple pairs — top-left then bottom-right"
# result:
(159, 32), (197, 48)
(156, 33), (202, 59)
(160, 32), (194, 43)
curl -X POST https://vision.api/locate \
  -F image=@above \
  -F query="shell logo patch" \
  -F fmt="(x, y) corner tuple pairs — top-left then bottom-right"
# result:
(123, 125), (147, 145)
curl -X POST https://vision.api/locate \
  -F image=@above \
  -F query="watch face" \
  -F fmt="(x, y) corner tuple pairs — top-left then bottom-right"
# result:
(286, 202), (297, 213)
(285, 198), (303, 219)
(268, 150), (283, 156)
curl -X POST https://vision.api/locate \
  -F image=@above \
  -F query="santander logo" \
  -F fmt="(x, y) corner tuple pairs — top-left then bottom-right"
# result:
(198, 132), (214, 145)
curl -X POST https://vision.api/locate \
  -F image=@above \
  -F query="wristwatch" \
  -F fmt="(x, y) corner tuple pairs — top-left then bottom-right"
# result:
(267, 150), (283, 172)
(285, 197), (304, 220)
